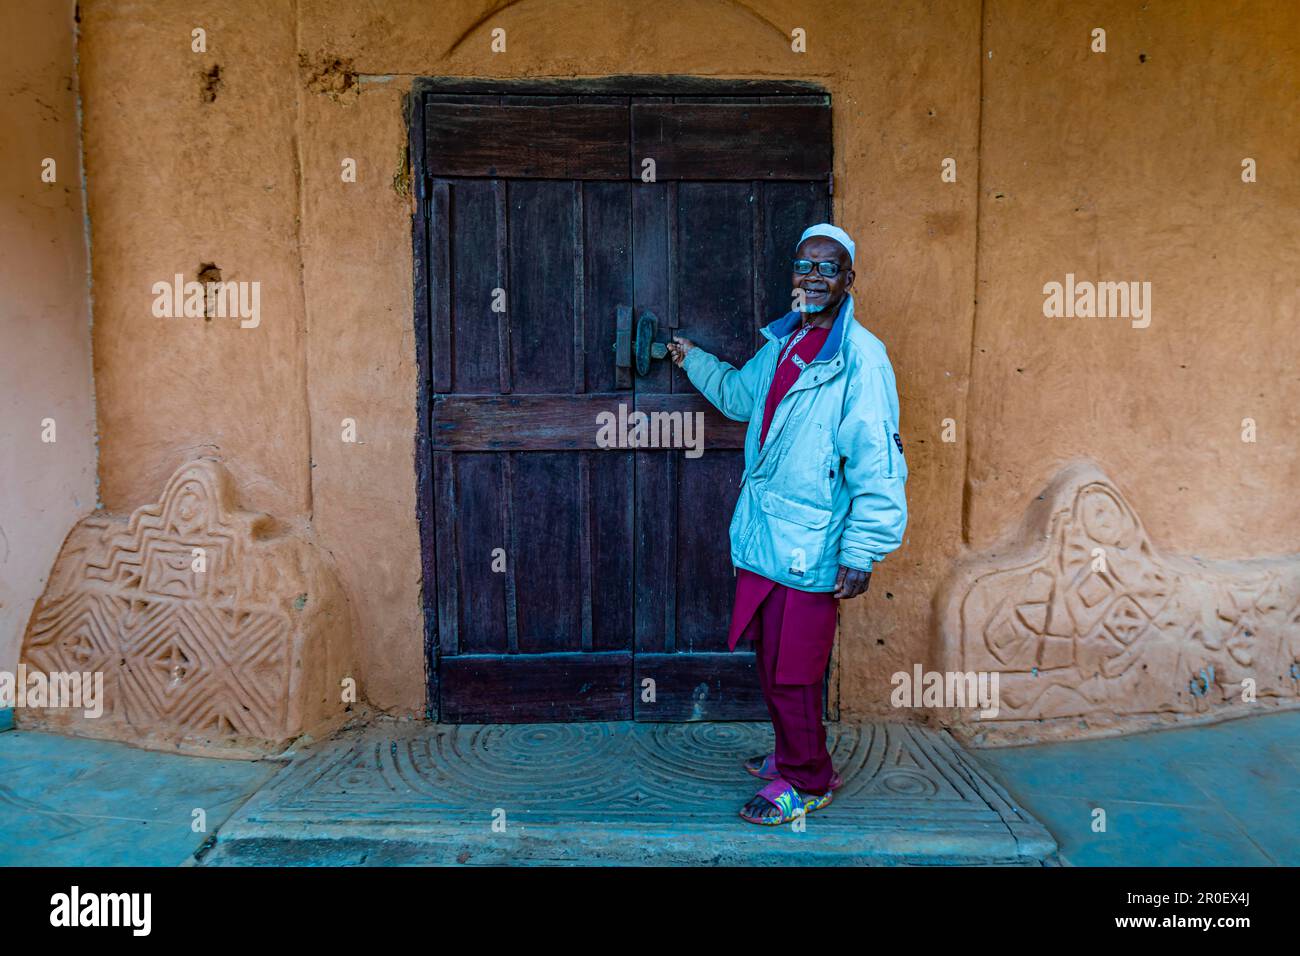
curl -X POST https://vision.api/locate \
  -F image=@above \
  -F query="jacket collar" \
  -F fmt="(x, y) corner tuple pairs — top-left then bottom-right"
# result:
(745, 295), (853, 476)
(761, 294), (854, 365)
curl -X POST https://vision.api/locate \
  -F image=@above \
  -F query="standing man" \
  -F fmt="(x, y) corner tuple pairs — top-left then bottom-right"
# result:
(666, 223), (907, 826)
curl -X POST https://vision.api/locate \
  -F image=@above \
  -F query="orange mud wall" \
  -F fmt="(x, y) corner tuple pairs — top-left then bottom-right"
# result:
(1, 1), (96, 671)
(71, 0), (1298, 727)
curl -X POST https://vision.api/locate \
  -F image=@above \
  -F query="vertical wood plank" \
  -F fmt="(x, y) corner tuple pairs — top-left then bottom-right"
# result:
(675, 451), (744, 652)
(677, 182), (754, 369)
(573, 181), (586, 393)
(672, 182), (754, 657)
(579, 453), (594, 651)
(410, 87), (440, 717)
(631, 147), (671, 661)
(433, 451), (460, 656)
(430, 181), (452, 393)
(667, 180), (679, 329)
(634, 449), (668, 655)
(501, 452), (520, 654)
(511, 453), (583, 652)
(584, 182), (632, 393)
(450, 454), (509, 653)
(449, 181), (504, 393)
(631, 183), (672, 394)
(664, 451), (678, 652)
(494, 180), (513, 394)
(589, 449), (634, 653)
(509, 182), (577, 392)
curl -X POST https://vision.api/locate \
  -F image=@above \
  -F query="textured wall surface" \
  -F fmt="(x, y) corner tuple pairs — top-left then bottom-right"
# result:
(968, 0), (1300, 558)
(18, 458), (355, 756)
(940, 461), (1299, 745)
(0, 0), (97, 673)
(58, 0), (1298, 733)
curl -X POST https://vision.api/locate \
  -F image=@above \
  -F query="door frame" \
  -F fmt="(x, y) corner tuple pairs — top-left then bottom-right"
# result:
(407, 75), (839, 722)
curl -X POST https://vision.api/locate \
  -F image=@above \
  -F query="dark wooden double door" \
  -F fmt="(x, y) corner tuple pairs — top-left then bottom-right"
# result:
(415, 85), (832, 722)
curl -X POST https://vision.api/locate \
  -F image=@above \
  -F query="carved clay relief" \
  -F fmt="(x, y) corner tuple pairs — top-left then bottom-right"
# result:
(939, 462), (1300, 728)
(19, 458), (354, 756)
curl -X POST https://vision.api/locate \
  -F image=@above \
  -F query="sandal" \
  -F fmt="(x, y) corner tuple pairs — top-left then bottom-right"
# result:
(739, 776), (833, 826)
(743, 752), (843, 791)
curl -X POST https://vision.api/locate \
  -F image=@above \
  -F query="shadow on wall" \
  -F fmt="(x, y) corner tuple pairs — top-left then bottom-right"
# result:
(936, 461), (1300, 746)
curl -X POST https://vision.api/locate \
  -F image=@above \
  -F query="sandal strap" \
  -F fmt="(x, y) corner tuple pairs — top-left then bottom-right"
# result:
(756, 777), (802, 815)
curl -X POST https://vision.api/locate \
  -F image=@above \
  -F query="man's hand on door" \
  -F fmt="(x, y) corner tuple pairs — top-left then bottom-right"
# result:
(666, 335), (696, 367)
(832, 565), (871, 599)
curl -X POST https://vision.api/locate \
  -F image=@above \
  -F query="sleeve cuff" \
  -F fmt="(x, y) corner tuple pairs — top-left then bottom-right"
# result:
(839, 554), (875, 574)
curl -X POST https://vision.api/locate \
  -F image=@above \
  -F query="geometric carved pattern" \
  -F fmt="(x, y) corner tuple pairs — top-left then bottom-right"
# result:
(940, 461), (1300, 726)
(20, 459), (354, 756)
(205, 722), (1057, 865)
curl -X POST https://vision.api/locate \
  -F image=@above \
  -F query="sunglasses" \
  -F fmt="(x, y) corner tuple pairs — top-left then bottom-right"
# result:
(792, 258), (842, 278)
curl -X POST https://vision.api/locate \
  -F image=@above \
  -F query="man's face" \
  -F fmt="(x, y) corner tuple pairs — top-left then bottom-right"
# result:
(793, 236), (855, 314)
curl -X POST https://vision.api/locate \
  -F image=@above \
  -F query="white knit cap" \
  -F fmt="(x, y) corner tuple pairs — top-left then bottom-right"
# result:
(797, 223), (855, 264)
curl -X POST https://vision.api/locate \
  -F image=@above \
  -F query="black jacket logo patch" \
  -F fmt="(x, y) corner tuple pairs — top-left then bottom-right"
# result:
(893, 432), (904, 455)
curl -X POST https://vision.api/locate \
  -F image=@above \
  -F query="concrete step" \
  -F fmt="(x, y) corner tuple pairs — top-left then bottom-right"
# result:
(200, 720), (1058, 866)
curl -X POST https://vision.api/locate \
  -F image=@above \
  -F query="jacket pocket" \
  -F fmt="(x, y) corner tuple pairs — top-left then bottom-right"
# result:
(760, 489), (831, 529)
(772, 432), (835, 508)
(758, 489), (831, 580)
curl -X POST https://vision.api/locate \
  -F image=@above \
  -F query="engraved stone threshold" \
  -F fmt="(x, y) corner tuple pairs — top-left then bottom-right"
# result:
(201, 721), (1058, 866)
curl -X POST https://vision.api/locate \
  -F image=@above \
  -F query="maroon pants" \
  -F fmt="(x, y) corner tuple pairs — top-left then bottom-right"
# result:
(739, 579), (836, 796)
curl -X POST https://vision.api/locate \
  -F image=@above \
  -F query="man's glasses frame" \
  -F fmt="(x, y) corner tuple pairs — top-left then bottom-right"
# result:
(792, 258), (842, 278)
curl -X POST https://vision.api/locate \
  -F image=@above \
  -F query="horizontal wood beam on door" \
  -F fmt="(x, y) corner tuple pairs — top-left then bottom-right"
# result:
(425, 101), (833, 181)
(430, 394), (746, 450)
(416, 77), (828, 97)
(438, 652), (633, 722)
(425, 103), (629, 179)
(631, 103), (832, 180)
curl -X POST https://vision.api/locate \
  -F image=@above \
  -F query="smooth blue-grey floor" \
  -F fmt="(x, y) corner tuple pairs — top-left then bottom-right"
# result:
(0, 724), (281, 866)
(967, 710), (1300, 866)
(0, 710), (1295, 865)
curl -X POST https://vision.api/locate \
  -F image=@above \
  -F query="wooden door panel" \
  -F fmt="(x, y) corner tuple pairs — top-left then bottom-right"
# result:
(633, 180), (767, 719)
(582, 181), (633, 392)
(634, 449), (751, 721)
(630, 446), (763, 718)
(588, 450), (635, 653)
(435, 444), (635, 718)
(430, 393), (749, 452)
(421, 90), (832, 722)
(441, 452), (509, 655)
(675, 452), (745, 652)
(630, 182), (676, 395)
(431, 393), (630, 450)
(508, 180), (577, 392)
(633, 449), (675, 659)
(511, 451), (585, 652)
(632, 393), (747, 448)
(430, 163), (636, 719)
(676, 182), (759, 370)
(631, 179), (830, 720)
(425, 103), (630, 179)
(630, 102), (832, 180)
(448, 179), (505, 393)
(440, 652), (632, 722)
(633, 653), (767, 721)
